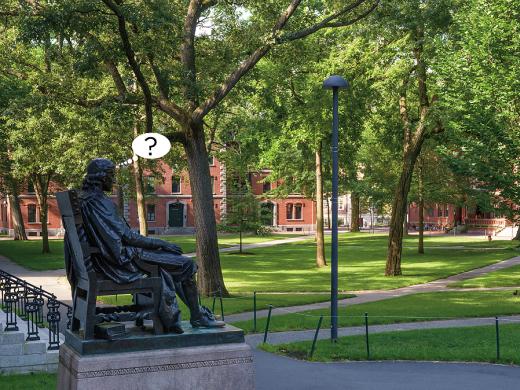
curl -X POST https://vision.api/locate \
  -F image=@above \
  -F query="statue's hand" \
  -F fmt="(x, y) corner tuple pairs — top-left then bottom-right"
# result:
(161, 242), (183, 255)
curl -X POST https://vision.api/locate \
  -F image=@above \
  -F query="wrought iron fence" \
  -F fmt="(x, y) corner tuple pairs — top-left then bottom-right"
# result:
(0, 269), (71, 350)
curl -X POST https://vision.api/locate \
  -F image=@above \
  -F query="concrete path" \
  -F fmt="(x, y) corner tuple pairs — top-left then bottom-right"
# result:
(183, 234), (314, 257)
(246, 315), (520, 347)
(226, 255), (520, 323)
(254, 349), (520, 390)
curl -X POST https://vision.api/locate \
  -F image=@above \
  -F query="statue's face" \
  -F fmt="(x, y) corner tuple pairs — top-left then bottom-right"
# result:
(102, 169), (115, 192)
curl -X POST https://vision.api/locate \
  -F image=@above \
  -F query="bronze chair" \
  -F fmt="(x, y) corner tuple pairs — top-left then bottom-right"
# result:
(57, 190), (164, 339)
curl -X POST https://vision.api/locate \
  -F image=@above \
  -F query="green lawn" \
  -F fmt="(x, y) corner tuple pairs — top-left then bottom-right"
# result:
(231, 290), (520, 333)
(1, 234), (517, 296)
(261, 323), (520, 365)
(451, 263), (520, 288)
(0, 233), (302, 271)
(0, 240), (66, 270)
(219, 234), (518, 293)
(0, 372), (56, 390)
(99, 293), (354, 317)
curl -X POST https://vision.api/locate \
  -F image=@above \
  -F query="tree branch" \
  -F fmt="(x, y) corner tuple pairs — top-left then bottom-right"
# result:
(193, 0), (379, 122)
(278, 0), (378, 43)
(104, 60), (127, 97)
(192, 0), (302, 121)
(180, 0), (203, 110)
(102, 0), (154, 133)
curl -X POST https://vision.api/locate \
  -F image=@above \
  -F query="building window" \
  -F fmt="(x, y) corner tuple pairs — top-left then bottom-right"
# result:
(262, 181), (271, 193)
(437, 205), (442, 217)
(427, 208), (434, 218)
(208, 155), (215, 166)
(171, 176), (181, 194)
(294, 204), (303, 220)
(210, 176), (217, 194)
(27, 181), (35, 194)
(444, 205), (450, 217)
(286, 204), (293, 220)
(146, 204), (156, 222)
(338, 197), (344, 211)
(145, 177), (155, 193)
(28, 204), (37, 223)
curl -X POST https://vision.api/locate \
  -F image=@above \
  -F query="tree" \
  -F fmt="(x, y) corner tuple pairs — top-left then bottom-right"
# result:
(364, 1), (454, 276)
(13, 0), (380, 294)
(436, 0), (520, 241)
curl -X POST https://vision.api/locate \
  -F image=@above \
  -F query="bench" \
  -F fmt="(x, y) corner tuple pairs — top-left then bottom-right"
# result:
(57, 190), (164, 339)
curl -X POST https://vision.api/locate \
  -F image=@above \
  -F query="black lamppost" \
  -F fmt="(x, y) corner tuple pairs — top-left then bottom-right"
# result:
(323, 75), (348, 342)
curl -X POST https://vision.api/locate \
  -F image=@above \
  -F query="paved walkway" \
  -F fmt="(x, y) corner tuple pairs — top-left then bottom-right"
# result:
(246, 315), (520, 347)
(183, 234), (314, 257)
(226, 255), (520, 322)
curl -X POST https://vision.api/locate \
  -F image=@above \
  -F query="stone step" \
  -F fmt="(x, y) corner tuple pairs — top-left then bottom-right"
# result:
(0, 308), (65, 346)
(0, 331), (25, 345)
(0, 309), (61, 374)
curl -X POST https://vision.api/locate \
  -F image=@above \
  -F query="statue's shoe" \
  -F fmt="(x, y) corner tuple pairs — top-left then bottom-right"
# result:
(190, 317), (226, 328)
(165, 324), (184, 334)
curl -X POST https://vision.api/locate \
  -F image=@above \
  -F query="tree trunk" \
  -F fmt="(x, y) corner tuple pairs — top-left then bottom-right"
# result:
(418, 161), (425, 254)
(325, 196), (331, 229)
(184, 121), (228, 297)
(386, 153), (419, 276)
(132, 157), (148, 236)
(514, 222), (520, 241)
(5, 178), (27, 240)
(32, 174), (51, 254)
(315, 141), (326, 267)
(350, 193), (360, 232)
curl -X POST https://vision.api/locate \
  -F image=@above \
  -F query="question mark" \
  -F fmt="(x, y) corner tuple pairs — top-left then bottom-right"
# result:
(145, 136), (157, 156)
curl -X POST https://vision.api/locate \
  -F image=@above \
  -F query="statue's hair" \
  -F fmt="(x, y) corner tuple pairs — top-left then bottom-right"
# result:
(81, 158), (115, 191)
(81, 173), (106, 191)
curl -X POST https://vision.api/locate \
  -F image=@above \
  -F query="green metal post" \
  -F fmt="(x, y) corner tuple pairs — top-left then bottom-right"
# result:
(365, 312), (370, 360)
(212, 293), (216, 312)
(263, 305), (273, 343)
(495, 316), (500, 361)
(309, 315), (324, 359)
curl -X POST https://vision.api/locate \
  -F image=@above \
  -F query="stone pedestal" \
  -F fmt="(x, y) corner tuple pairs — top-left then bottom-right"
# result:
(57, 324), (254, 390)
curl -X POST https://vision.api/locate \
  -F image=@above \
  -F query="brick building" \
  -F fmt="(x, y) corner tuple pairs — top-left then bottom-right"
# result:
(407, 203), (510, 232)
(0, 158), (316, 237)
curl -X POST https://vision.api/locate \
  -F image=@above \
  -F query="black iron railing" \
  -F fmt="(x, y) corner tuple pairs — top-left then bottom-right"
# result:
(0, 269), (71, 350)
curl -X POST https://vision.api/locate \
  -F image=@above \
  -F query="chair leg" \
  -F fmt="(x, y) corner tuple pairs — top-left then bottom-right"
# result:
(152, 286), (164, 335)
(84, 287), (97, 340)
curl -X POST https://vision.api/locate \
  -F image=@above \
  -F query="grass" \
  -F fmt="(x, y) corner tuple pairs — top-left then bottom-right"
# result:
(0, 372), (56, 390)
(218, 234), (518, 293)
(0, 234), (517, 296)
(231, 290), (520, 333)
(99, 293), (354, 316)
(260, 323), (520, 365)
(0, 233), (303, 271)
(451, 264), (520, 288)
(0, 240), (65, 271)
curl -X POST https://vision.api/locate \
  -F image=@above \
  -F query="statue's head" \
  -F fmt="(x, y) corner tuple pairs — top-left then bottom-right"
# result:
(82, 158), (116, 192)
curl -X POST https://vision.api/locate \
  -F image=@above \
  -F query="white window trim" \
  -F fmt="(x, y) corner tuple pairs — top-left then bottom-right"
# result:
(171, 176), (182, 194)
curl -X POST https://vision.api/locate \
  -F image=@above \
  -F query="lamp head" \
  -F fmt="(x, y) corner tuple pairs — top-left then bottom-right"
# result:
(323, 75), (348, 90)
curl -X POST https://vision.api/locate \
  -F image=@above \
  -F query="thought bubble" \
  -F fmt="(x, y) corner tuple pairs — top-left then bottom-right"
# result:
(132, 133), (171, 159)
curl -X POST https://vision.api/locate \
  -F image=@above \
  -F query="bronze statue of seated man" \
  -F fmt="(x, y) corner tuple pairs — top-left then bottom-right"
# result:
(67, 158), (224, 333)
